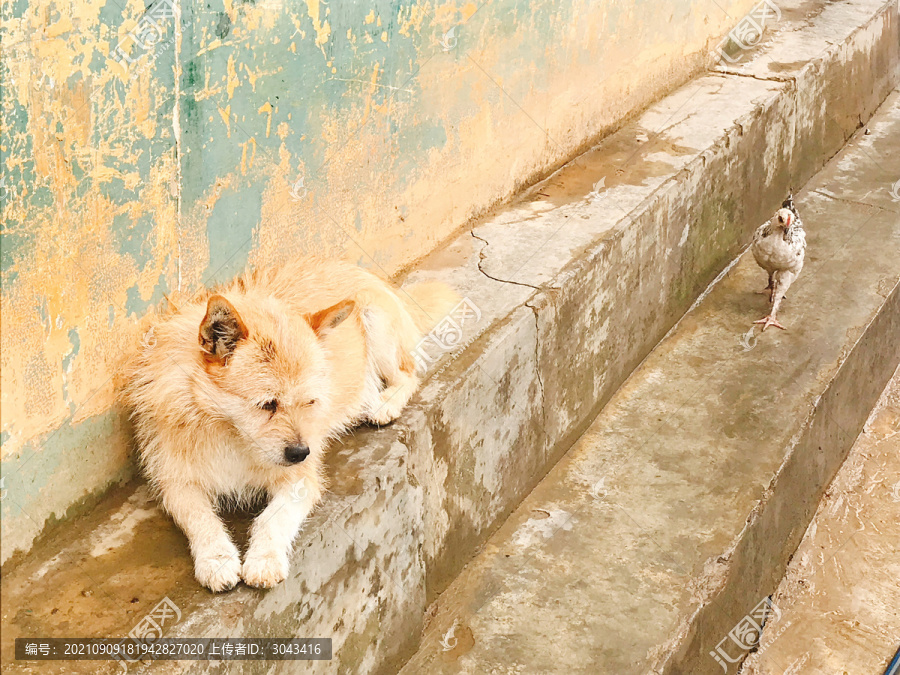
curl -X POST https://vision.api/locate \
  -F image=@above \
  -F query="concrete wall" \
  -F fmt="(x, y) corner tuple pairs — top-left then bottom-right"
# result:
(0, 0), (758, 564)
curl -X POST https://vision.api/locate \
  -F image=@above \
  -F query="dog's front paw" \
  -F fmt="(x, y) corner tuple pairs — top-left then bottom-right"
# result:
(194, 548), (242, 592)
(368, 388), (405, 426)
(242, 550), (289, 589)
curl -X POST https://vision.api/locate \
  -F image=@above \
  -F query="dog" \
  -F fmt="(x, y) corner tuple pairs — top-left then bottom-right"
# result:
(123, 259), (456, 591)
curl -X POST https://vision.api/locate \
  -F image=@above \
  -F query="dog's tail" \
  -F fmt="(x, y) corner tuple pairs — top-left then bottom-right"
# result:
(400, 280), (460, 335)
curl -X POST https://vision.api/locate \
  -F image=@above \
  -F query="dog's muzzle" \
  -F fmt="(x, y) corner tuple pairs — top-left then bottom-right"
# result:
(283, 444), (310, 464)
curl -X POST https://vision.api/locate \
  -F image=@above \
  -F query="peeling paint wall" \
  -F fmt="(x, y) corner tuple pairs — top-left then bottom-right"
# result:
(1, 0), (759, 564)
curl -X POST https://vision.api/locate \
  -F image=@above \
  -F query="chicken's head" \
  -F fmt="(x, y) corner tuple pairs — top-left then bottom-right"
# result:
(774, 208), (794, 230)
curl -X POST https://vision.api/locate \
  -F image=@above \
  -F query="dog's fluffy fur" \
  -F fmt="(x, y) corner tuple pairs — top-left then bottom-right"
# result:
(123, 259), (454, 591)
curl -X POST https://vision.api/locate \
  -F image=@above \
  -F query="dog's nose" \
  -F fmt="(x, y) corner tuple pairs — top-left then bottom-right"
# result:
(283, 444), (310, 464)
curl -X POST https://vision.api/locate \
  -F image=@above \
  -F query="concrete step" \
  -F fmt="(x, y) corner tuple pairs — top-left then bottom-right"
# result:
(741, 364), (900, 675)
(2, 1), (898, 674)
(399, 89), (900, 675)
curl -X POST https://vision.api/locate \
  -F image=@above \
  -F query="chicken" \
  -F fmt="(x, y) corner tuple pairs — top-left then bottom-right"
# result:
(750, 194), (806, 331)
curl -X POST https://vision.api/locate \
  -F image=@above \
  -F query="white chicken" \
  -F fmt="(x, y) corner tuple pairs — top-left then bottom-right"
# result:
(750, 194), (806, 331)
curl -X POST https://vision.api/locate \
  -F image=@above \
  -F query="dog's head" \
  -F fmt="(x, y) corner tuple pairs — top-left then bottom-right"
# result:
(196, 293), (355, 467)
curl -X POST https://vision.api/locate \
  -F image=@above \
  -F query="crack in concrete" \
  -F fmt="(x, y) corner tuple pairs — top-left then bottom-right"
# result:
(524, 299), (548, 432)
(715, 69), (797, 84)
(470, 231), (543, 291)
(811, 189), (898, 213)
(471, 224), (551, 433)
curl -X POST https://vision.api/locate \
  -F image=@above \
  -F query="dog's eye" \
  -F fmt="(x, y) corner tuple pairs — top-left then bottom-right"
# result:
(303, 399), (317, 408)
(260, 400), (278, 414)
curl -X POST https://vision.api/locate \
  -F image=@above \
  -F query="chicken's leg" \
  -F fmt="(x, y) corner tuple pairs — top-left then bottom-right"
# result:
(753, 312), (785, 331)
(755, 272), (774, 296)
(754, 276), (789, 330)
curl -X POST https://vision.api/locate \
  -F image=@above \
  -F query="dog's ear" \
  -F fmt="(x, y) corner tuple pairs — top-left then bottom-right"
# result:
(308, 299), (356, 336)
(199, 294), (248, 363)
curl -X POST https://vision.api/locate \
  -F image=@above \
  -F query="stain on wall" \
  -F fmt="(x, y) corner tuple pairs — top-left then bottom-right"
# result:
(0, 0), (758, 563)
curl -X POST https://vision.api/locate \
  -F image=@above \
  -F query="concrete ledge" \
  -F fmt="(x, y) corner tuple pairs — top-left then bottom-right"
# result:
(405, 0), (900, 604)
(400, 89), (900, 675)
(742, 366), (900, 674)
(1, 1), (898, 673)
